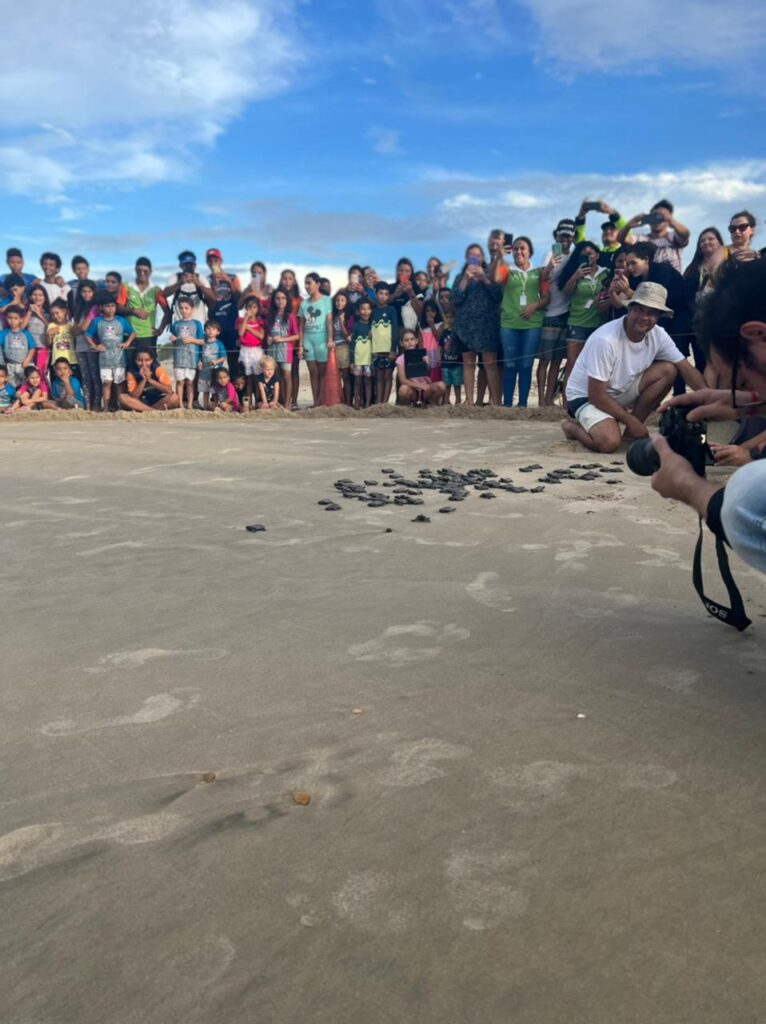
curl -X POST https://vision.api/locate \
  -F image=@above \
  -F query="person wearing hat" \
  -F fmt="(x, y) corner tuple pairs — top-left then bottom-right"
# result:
(575, 199), (628, 269)
(538, 218), (576, 405)
(204, 248), (241, 371)
(561, 281), (704, 453)
(164, 250), (212, 324)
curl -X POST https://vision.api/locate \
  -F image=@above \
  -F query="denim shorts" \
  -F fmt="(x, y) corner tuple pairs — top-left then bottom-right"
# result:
(373, 355), (394, 371)
(540, 315), (568, 359)
(442, 365), (464, 388)
(566, 324), (596, 346)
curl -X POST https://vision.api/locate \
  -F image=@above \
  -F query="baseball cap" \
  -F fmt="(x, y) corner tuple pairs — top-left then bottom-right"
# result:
(206, 247), (223, 261)
(555, 218), (576, 236)
(601, 221), (618, 232)
(177, 249), (197, 267)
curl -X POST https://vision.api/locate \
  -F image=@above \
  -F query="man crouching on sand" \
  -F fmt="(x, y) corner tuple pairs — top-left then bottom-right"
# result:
(562, 283), (704, 453)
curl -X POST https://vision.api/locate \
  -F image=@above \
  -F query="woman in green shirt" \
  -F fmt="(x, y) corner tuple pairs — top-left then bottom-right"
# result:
(492, 237), (550, 407)
(559, 241), (608, 397)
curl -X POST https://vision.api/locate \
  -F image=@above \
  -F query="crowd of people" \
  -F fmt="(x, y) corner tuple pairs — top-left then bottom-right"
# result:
(0, 200), (764, 462)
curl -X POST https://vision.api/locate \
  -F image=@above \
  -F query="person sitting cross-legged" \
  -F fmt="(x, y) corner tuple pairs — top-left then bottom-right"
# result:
(119, 347), (180, 412)
(561, 282), (704, 453)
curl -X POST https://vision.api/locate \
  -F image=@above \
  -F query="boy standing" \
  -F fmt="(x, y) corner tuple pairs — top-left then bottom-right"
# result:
(0, 307), (35, 385)
(170, 296), (204, 410)
(437, 291), (463, 405)
(351, 297), (374, 408)
(371, 281), (400, 405)
(85, 297), (135, 411)
(198, 319), (228, 409)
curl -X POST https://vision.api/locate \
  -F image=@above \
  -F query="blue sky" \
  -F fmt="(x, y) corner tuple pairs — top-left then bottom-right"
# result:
(2, 0), (766, 286)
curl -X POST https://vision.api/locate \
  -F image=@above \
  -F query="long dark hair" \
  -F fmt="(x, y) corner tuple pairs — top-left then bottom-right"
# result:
(683, 226), (725, 282)
(27, 284), (50, 317)
(278, 268), (301, 300)
(73, 280), (98, 322)
(459, 243), (488, 277)
(419, 298), (441, 328)
(267, 288), (292, 332)
(558, 240), (600, 291)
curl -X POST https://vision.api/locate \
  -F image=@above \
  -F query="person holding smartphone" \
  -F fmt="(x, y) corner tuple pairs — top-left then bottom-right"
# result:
(619, 199), (690, 271)
(452, 243), (502, 406)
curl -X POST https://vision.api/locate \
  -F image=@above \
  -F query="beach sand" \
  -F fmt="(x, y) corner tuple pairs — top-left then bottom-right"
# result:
(1, 414), (765, 1024)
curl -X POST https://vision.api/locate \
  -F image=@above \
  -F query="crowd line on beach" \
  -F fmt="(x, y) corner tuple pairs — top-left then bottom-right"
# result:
(0, 199), (762, 451)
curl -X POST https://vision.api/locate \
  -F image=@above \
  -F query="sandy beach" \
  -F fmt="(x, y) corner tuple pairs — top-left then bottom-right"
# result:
(1, 414), (765, 1024)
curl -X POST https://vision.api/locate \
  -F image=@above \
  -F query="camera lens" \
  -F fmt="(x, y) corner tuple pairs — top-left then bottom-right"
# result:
(626, 437), (660, 476)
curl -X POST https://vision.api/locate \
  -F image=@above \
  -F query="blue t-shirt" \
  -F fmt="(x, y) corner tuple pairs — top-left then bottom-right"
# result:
(171, 318), (204, 368)
(0, 381), (16, 407)
(0, 272), (35, 288)
(51, 376), (86, 407)
(0, 327), (33, 363)
(200, 338), (227, 371)
(86, 315), (133, 369)
(300, 296), (332, 343)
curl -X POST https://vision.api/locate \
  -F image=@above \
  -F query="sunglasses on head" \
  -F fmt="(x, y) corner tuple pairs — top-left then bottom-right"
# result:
(729, 223), (750, 233)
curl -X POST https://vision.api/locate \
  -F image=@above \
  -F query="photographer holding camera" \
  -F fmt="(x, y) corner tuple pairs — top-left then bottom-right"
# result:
(650, 259), (766, 577)
(561, 281), (705, 453)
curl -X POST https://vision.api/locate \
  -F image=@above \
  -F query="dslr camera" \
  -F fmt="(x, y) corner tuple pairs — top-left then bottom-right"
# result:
(626, 406), (708, 477)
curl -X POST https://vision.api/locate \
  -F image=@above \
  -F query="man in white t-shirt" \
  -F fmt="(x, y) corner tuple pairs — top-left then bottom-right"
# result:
(562, 282), (704, 452)
(619, 199), (690, 272)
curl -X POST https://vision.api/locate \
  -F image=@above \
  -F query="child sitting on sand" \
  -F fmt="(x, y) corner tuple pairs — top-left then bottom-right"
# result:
(257, 356), (281, 409)
(211, 367), (240, 413)
(396, 329), (446, 407)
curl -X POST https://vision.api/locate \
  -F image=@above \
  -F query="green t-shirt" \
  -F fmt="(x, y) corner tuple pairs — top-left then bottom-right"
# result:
(567, 267), (609, 329)
(126, 284), (165, 339)
(500, 268), (546, 329)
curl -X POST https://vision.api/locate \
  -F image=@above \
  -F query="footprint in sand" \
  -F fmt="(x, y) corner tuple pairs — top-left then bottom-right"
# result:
(85, 647), (227, 673)
(42, 690), (201, 736)
(444, 848), (532, 931)
(348, 622), (469, 665)
(465, 572), (516, 612)
(377, 738), (471, 787)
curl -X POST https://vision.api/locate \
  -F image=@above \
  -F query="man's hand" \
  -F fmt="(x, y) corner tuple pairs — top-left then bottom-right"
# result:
(661, 389), (743, 423)
(623, 416), (649, 439)
(651, 435), (719, 516)
(709, 442), (752, 467)
(134, 308), (149, 320)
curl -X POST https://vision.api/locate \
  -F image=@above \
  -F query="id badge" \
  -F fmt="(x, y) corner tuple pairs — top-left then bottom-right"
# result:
(519, 293), (528, 307)
(584, 299), (593, 309)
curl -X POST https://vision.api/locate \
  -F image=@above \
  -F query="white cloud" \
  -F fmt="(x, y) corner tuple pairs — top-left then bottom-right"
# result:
(518, 0), (766, 73)
(0, 0), (302, 197)
(369, 128), (402, 155)
(430, 160), (766, 254)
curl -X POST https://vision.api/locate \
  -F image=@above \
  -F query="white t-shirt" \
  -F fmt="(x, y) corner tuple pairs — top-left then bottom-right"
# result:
(633, 229), (687, 272)
(721, 461), (766, 575)
(567, 316), (684, 401)
(542, 249), (573, 318)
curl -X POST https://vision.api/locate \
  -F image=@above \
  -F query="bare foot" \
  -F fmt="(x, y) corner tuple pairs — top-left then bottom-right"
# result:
(561, 417), (580, 439)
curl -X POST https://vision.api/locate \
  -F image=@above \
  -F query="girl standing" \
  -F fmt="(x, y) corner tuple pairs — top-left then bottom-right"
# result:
(72, 281), (101, 410)
(419, 300), (443, 383)
(494, 237), (549, 407)
(237, 296), (267, 411)
(559, 241), (608, 395)
(26, 284), (51, 378)
(279, 268), (303, 409)
(266, 288), (300, 411)
(331, 291), (353, 404)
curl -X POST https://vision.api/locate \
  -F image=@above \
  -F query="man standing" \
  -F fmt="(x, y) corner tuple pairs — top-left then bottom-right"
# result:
(203, 248), (240, 369)
(620, 199), (690, 271)
(164, 250), (211, 324)
(1, 248), (36, 290)
(561, 282), (704, 452)
(126, 258), (169, 358)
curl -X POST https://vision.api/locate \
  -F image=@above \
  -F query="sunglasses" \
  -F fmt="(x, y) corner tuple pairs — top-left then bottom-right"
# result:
(729, 223), (751, 233)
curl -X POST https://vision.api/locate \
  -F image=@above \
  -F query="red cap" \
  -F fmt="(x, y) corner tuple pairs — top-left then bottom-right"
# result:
(206, 248), (222, 260)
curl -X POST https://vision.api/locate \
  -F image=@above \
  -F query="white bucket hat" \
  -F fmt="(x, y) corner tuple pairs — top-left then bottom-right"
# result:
(626, 281), (674, 317)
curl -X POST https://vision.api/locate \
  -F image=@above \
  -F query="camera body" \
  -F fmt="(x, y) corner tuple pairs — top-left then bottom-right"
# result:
(626, 406), (708, 477)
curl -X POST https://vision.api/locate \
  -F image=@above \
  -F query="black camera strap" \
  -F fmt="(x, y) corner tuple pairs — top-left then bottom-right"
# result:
(692, 518), (751, 631)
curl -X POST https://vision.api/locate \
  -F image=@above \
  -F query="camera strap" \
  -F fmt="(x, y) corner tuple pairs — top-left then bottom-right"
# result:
(693, 518), (751, 631)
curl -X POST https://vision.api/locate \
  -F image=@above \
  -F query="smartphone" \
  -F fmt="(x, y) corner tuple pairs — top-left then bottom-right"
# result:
(503, 232), (513, 252)
(252, 271), (262, 287)
(468, 255), (480, 267)
(579, 261), (590, 270)
(350, 272), (360, 285)
(584, 200), (602, 213)
(640, 212), (665, 227)
(552, 242), (563, 258)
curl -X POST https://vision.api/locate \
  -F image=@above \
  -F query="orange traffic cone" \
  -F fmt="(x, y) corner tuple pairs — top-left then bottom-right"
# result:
(321, 346), (343, 406)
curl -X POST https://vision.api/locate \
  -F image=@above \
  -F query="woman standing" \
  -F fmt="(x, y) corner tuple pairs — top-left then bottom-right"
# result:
(494, 237), (549, 407)
(451, 244), (502, 406)
(683, 227), (726, 302)
(559, 241), (608, 394)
